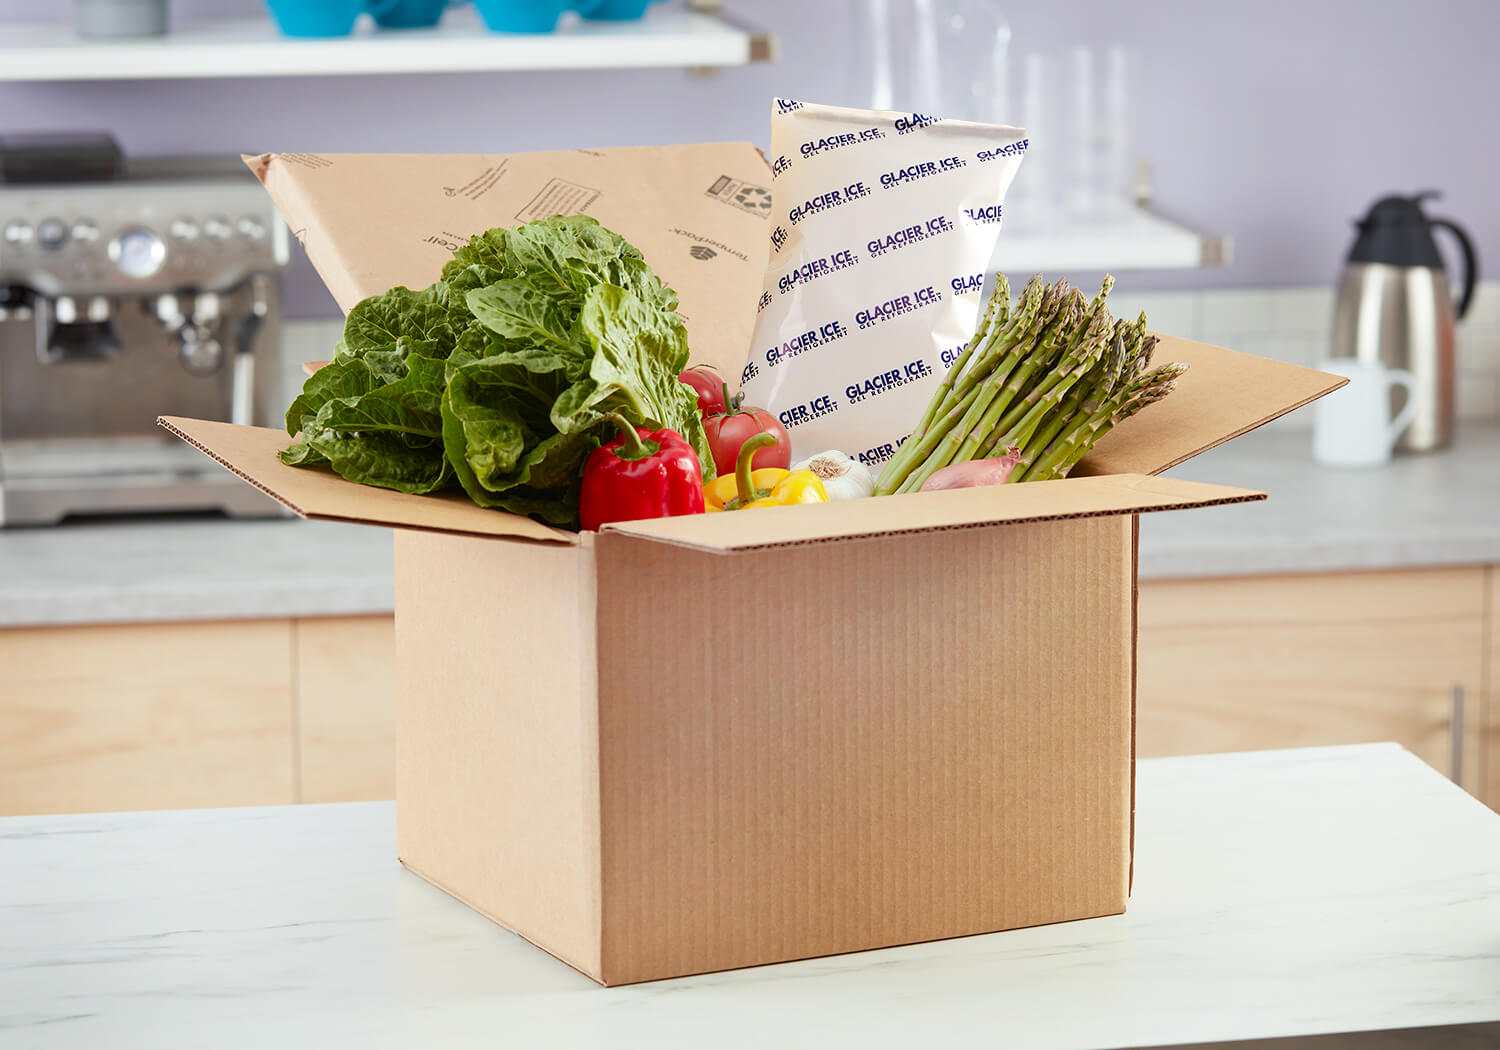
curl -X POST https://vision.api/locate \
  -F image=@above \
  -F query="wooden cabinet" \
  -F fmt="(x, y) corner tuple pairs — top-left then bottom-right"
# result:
(295, 617), (396, 803)
(1138, 568), (1488, 797)
(2, 568), (1497, 814)
(1488, 571), (1499, 808)
(0, 616), (395, 815)
(0, 621), (296, 815)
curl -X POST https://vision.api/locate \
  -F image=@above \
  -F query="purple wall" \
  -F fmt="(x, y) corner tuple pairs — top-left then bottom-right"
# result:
(2, 0), (1494, 317)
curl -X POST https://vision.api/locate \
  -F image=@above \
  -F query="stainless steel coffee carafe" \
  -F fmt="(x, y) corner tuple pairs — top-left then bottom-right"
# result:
(1331, 192), (1477, 452)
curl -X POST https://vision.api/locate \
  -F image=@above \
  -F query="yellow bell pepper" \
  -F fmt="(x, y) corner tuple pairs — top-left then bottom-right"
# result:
(704, 433), (829, 512)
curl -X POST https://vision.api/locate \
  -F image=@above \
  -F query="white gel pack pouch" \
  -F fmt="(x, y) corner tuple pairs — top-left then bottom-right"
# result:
(739, 99), (1028, 469)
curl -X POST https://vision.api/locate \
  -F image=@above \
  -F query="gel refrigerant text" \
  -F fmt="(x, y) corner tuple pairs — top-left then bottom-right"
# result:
(879, 156), (967, 190)
(855, 285), (943, 330)
(976, 139), (1029, 162)
(894, 113), (940, 134)
(857, 434), (908, 467)
(787, 182), (872, 226)
(867, 215), (954, 259)
(950, 272), (985, 296)
(940, 342), (970, 368)
(764, 320), (849, 366)
(846, 358), (934, 405)
(799, 127), (885, 159)
(777, 394), (839, 429)
(777, 249), (860, 294)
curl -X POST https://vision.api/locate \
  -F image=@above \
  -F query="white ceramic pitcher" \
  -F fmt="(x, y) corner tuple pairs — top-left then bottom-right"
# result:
(1313, 359), (1418, 467)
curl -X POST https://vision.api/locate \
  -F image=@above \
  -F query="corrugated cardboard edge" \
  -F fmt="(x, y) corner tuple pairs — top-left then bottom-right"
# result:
(399, 860), (606, 984)
(578, 532), (605, 982)
(604, 477), (1267, 555)
(1076, 341), (1348, 477)
(1129, 515), (1140, 896)
(157, 416), (577, 545)
(159, 414), (315, 518)
(1149, 373), (1349, 476)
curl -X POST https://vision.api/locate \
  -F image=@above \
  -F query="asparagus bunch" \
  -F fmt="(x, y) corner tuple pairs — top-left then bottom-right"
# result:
(872, 274), (1187, 495)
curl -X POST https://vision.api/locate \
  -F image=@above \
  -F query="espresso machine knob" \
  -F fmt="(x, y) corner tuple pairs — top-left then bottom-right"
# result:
(35, 217), (68, 251)
(108, 226), (166, 279)
(177, 325), (225, 375)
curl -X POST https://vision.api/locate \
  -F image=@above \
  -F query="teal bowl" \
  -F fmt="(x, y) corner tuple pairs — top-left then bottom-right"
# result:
(581, 0), (651, 19)
(374, 0), (448, 28)
(473, 0), (571, 32)
(264, 0), (367, 37)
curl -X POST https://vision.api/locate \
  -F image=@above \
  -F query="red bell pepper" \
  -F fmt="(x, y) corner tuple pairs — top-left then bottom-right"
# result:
(578, 414), (706, 531)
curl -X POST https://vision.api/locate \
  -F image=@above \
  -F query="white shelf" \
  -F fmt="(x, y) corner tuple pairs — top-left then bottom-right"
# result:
(994, 207), (1230, 271)
(0, 5), (772, 82)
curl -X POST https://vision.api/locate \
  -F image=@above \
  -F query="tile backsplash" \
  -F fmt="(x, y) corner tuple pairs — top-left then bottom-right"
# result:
(281, 282), (1500, 429)
(1109, 281), (1500, 427)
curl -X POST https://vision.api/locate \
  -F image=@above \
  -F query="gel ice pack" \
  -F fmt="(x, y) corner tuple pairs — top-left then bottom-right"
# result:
(740, 99), (1028, 468)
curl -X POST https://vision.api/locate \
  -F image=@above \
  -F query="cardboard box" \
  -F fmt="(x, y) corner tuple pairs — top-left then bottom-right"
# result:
(162, 145), (1342, 986)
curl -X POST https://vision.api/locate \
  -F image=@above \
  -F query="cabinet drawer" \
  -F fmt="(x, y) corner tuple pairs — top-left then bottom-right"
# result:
(1138, 568), (1486, 794)
(295, 616), (396, 802)
(0, 621), (295, 815)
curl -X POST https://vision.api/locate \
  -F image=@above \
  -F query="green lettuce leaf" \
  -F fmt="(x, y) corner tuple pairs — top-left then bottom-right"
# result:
(439, 355), (593, 526)
(281, 214), (712, 527)
(343, 283), (464, 360)
(561, 284), (710, 472)
(285, 354), (450, 493)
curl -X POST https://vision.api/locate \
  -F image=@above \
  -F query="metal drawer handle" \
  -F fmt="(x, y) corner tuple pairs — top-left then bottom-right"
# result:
(1450, 685), (1466, 785)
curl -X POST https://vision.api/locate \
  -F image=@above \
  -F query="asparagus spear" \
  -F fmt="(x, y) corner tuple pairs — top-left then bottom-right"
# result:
(1026, 361), (1189, 481)
(873, 277), (1043, 495)
(876, 278), (1053, 495)
(1003, 327), (1125, 474)
(908, 274), (1009, 442)
(985, 295), (1112, 447)
(898, 284), (1076, 493)
(939, 275), (1047, 414)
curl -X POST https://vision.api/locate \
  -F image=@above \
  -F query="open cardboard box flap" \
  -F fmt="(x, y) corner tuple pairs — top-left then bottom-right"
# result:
(603, 474), (1263, 553)
(158, 416), (575, 544)
(159, 415), (1263, 550)
(1077, 336), (1345, 476)
(245, 145), (772, 381)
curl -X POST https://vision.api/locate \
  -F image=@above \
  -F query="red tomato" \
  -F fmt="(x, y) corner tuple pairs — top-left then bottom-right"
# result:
(679, 366), (727, 418)
(704, 397), (792, 476)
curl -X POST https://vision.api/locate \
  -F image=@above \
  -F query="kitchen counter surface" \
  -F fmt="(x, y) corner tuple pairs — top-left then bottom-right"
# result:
(0, 515), (392, 628)
(1142, 421), (1500, 579)
(4, 744), (1498, 1048)
(2, 424), (1496, 626)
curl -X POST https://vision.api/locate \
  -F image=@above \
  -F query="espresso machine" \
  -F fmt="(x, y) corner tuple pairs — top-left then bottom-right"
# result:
(0, 134), (288, 525)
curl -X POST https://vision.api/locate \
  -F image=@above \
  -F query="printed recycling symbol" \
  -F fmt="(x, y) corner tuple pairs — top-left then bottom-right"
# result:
(734, 186), (773, 213)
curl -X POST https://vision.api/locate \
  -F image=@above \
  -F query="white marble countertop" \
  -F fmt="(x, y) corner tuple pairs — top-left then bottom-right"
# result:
(1, 424), (1495, 626)
(3, 743), (1498, 1048)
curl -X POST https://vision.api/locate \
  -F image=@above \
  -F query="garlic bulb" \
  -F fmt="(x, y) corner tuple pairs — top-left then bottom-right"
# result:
(791, 450), (876, 501)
